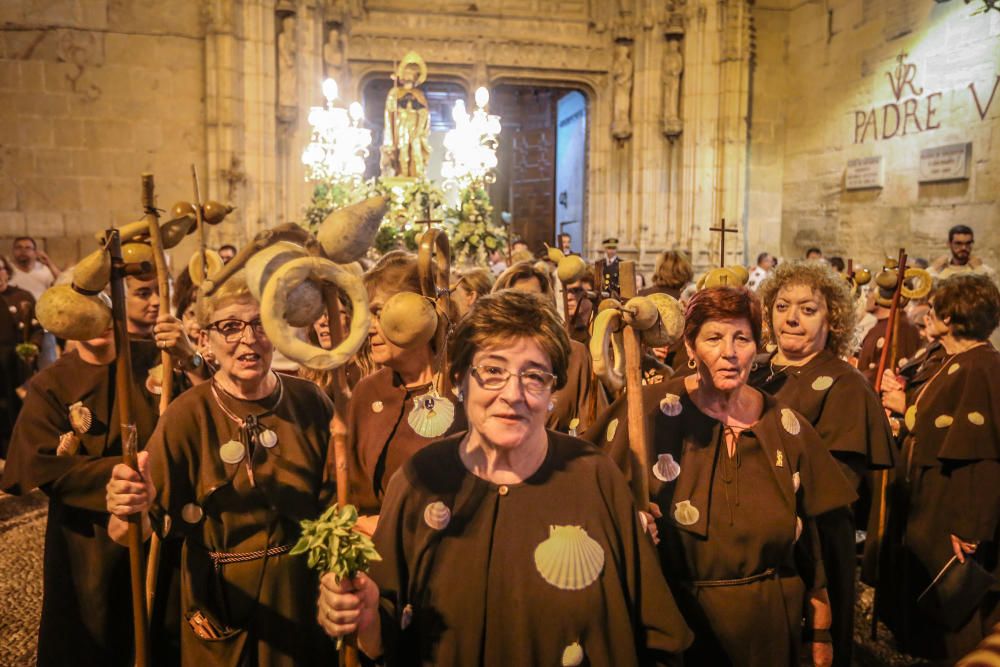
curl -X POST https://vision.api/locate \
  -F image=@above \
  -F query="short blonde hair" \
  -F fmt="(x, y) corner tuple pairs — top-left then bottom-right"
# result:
(196, 270), (255, 327)
(757, 261), (857, 358)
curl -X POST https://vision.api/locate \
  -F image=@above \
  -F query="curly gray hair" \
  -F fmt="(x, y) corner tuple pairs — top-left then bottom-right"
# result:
(757, 261), (857, 358)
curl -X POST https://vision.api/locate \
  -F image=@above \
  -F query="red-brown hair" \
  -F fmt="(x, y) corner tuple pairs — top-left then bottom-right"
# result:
(684, 287), (762, 347)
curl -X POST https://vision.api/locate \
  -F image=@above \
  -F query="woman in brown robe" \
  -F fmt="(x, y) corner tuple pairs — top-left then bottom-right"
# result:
(878, 273), (1000, 661)
(586, 286), (857, 667)
(105, 272), (336, 666)
(492, 261), (604, 435)
(751, 261), (895, 666)
(1, 322), (162, 666)
(318, 290), (693, 665)
(345, 253), (467, 522)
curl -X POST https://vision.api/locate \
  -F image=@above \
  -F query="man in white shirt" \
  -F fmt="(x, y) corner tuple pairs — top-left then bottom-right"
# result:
(747, 252), (774, 291)
(9, 237), (61, 367)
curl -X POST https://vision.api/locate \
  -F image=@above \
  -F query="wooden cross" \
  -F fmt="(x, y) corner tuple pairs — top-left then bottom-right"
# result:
(415, 200), (442, 235)
(709, 218), (739, 268)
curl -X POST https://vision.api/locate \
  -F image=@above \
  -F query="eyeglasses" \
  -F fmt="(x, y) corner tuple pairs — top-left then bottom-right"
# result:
(470, 364), (557, 394)
(208, 318), (266, 343)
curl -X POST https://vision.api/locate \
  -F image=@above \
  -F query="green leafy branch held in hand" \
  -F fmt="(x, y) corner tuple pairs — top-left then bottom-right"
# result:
(291, 504), (381, 647)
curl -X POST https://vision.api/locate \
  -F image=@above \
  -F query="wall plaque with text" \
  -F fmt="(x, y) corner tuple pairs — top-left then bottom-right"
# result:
(919, 143), (972, 183)
(845, 156), (884, 190)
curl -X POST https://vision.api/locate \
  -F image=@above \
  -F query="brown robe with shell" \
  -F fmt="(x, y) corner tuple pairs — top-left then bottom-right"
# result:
(585, 376), (857, 667)
(878, 343), (1000, 661)
(548, 338), (606, 435)
(345, 367), (468, 515)
(856, 316), (921, 383)
(144, 375), (336, 667)
(370, 431), (694, 666)
(750, 348), (895, 667)
(0, 342), (161, 667)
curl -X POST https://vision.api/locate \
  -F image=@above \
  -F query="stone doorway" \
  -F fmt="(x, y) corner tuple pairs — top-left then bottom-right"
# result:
(489, 84), (589, 256)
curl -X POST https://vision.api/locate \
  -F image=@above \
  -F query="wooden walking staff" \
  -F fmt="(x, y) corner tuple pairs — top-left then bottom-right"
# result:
(192, 165), (208, 282)
(619, 261), (651, 508)
(141, 174), (174, 413)
(869, 247), (908, 640)
(107, 227), (151, 667)
(417, 223), (453, 398)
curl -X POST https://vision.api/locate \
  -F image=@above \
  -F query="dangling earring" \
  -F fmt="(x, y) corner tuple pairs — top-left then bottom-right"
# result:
(751, 360), (759, 372)
(547, 400), (555, 412)
(687, 358), (697, 370)
(456, 389), (464, 402)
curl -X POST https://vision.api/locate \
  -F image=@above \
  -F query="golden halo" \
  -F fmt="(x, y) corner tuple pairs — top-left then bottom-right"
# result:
(396, 51), (428, 85)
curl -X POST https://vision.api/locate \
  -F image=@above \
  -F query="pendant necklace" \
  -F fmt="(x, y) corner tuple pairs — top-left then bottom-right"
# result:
(210, 373), (285, 487)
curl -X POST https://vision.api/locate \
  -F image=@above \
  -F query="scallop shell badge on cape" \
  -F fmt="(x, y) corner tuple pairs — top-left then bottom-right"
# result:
(659, 393), (682, 417)
(408, 390), (455, 438)
(533, 525), (605, 591)
(562, 642), (584, 666)
(780, 408), (801, 435)
(423, 501), (451, 531)
(652, 453), (681, 482)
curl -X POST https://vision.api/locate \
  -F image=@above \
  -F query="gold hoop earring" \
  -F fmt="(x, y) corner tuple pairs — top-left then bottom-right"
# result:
(751, 360), (759, 372)
(687, 358), (696, 370)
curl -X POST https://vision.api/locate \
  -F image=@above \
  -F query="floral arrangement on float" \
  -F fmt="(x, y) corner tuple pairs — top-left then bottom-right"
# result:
(301, 77), (506, 266)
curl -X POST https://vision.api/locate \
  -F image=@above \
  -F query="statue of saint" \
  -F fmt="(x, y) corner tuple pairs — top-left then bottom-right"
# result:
(661, 39), (684, 137)
(610, 43), (633, 141)
(277, 15), (298, 112)
(380, 52), (431, 179)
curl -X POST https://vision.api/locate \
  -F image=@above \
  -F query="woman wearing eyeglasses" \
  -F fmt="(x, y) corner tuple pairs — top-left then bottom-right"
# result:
(317, 290), (693, 665)
(104, 271), (337, 666)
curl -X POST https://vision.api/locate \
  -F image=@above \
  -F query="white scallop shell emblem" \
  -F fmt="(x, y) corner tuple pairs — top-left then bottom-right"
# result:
(371, 400), (384, 413)
(258, 429), (278, 448)
(876, 337), (885, 350)
(562, 642), (585, 666)
(533, 525), (605, 591)
(811, 376), (834, 391)
(904, 405), (917, 431)
(68, 401), (93, 434)
(674, 500), (699, 526)
(659, 393), (682, 417)
(765, 343), (777, 353)
(181, 502), (204, 524)
(967, 412), (985, 426)
(948, 363), (960, 375)
(780, 408), (801, 435)
(792, 471), (801, 492)
(652, 453), (681, 482)
(408, 391), (455, 438)
(423, 501), (451, 531)
(220, 440), (246, 464)
(934, 415), (954, 428)
(606, 418), (619, 442)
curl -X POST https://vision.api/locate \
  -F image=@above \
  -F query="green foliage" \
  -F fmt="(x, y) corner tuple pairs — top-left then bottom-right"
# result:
(443, 180), (507, 267)
(374, 178), (446, 253)
(290, 503), (381, 581)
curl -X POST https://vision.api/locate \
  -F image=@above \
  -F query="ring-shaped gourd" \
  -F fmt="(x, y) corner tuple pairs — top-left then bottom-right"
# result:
(590, 307), (626, 393)
(260, 256), (371, 371)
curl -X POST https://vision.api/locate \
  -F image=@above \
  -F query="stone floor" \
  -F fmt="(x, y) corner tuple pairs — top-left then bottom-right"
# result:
(0, 490), (932, 667)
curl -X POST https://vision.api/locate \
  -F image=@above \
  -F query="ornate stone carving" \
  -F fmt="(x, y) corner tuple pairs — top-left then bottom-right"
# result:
(324, 26), (344, 81)
(661, 37), (683, 138)
(611, 43), (633, 141)
(277, 14), (298, 123)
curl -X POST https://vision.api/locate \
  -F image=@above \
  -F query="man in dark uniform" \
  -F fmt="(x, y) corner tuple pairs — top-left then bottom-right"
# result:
(595, 237), (621, 297)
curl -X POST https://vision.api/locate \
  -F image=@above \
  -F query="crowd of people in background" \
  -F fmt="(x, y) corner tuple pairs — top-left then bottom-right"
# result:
(0, 221), (997, 667)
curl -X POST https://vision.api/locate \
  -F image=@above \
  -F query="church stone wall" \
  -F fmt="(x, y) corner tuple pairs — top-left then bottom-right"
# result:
(0, 0), (208, 270)
(756, 0), (1000, 269)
